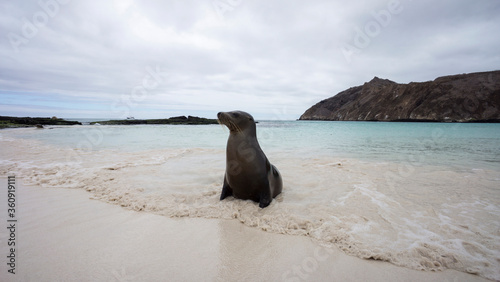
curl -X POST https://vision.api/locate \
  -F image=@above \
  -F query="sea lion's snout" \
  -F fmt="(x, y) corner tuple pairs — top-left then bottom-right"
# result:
(217, 112), (236, 132)
(217, 112), (230, 124)
(217, 112), (227, 125)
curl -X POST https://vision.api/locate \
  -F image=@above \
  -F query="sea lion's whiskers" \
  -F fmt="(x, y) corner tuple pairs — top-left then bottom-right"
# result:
(217, 118), (226, 130)
(217, 114), (242, 132)
(227, 119), (237, 132)
(231, 120), (242, 133)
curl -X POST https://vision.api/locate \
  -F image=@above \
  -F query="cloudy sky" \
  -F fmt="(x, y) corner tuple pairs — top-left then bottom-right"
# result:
(1, 0), (499, 120)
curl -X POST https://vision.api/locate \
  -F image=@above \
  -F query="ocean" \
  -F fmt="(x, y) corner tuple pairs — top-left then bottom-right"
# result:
(1, 121), (499, 280)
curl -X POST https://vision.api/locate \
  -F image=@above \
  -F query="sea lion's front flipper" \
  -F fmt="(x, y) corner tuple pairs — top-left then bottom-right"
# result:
(220, 175), (233, 200)
(258, 183), (272, 208)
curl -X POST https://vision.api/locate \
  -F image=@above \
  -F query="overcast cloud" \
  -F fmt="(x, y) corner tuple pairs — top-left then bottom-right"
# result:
(1, 0), (499, 120)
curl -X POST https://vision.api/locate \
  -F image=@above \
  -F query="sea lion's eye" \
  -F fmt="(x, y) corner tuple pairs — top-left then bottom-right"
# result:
(232, 113), (240, 118)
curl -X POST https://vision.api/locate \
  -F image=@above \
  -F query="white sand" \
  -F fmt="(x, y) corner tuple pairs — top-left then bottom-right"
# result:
(2, 132), (499, 280)
(0, 179), (489, 282)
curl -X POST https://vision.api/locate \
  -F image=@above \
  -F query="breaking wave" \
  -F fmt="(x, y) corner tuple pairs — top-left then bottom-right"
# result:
(1, 130), (499, 281)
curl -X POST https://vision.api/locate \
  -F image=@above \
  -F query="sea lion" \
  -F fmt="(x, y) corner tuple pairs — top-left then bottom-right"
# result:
(217, 111), (282, 208)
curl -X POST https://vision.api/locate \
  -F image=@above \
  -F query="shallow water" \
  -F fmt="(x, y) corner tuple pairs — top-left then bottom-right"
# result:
(1, 122), (499, 280)
(7, 121), (500, 168)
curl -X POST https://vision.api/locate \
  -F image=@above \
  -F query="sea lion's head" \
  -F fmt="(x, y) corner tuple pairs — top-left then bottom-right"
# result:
(217, 111), (256, 134)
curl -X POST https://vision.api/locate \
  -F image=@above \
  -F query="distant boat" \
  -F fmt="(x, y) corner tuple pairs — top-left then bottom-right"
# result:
(126, 117), (135, 120)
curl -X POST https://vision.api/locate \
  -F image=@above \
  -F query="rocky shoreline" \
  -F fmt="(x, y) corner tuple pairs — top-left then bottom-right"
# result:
(300, 71), (500, 122)
(0, 115), (218, 129)
(0, 116), (82, 129)
(90, 116), (218, 125)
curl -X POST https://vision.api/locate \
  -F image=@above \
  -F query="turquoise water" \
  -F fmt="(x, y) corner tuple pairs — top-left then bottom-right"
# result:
(2, 121), (500, 280)
(7, 121), (500, 169)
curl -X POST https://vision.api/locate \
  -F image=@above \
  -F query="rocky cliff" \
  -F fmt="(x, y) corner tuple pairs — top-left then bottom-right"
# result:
(299, 71), (500, 122)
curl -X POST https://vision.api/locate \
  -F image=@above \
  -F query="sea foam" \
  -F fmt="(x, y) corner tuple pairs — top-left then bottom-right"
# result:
(1, 126), (499, 281)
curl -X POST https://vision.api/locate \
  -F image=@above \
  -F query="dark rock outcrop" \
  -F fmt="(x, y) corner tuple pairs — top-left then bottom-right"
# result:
(90, 116), (218, 125)
(0, 116), (82, 129)
(299, 71), (500, 122)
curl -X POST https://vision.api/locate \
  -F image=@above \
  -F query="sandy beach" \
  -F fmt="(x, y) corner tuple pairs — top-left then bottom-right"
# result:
(0, 179), (490, 282)
(2, 0), (500, 280)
